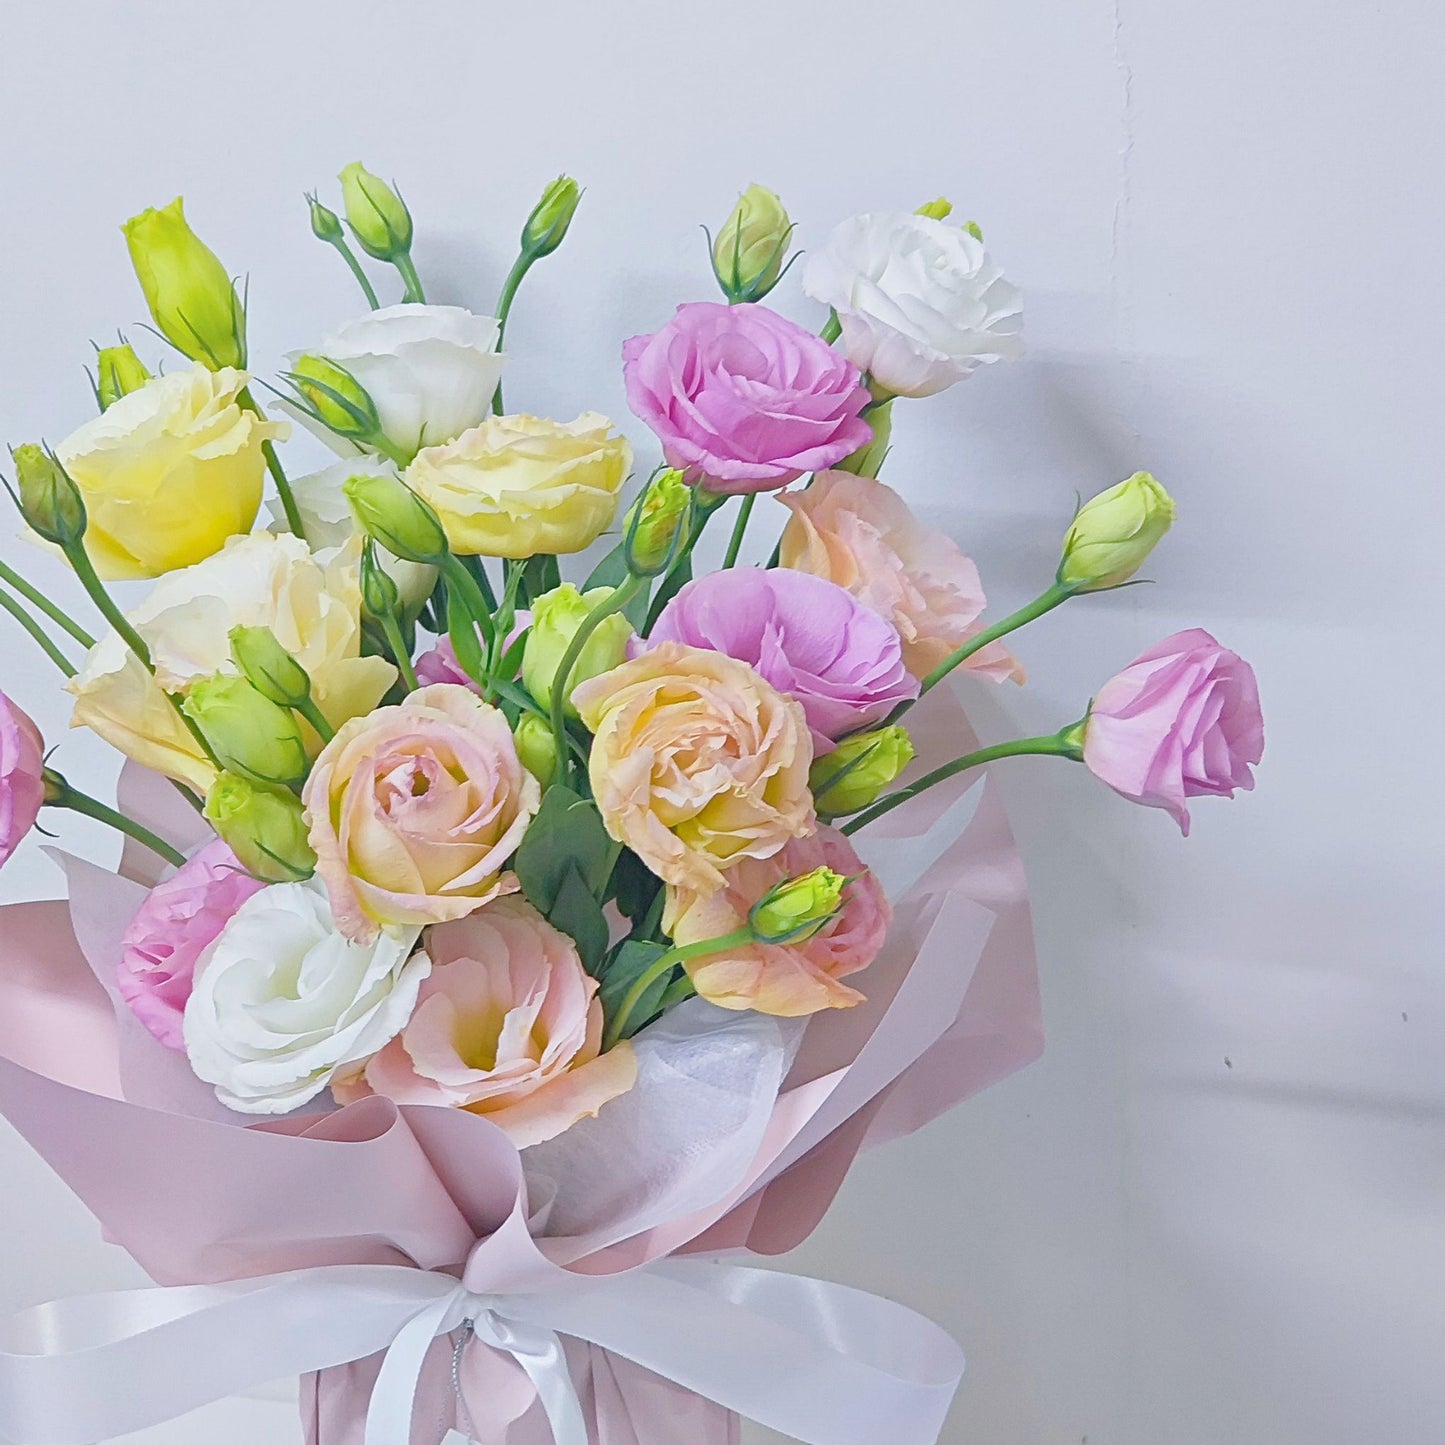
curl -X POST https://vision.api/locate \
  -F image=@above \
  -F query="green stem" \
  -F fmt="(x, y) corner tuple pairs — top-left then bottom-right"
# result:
(394, 251), (427, 304)
(0, 559), (95, 648)
(45, 775), (187, 868)
(0, 586), (76, 676)
(294, 695), (337, 741)
(442, 556), (497, 653)
(722, 493), (757, 568)
(63, 540), (219, 767)
(884, 582), (1077, 729)
(840, 731), (1083, 836)
(239, 388), (305, 538)
(64, 541), (151, 669)
(551, 575), (645, 779)
(605, 925), (755, 1048)
(379, 614), (420, 692)
(920, 583), (1074, 695)
(643, 495), (724, 633)
(821, 311), (843, 344)
(330, 237), (380, 309)
(491, 252), (534, 415)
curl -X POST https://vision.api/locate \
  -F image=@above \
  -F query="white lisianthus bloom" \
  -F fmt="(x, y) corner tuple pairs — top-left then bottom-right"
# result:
(802, 213), (1024, 398)
(183, 880), (427, 1114)
(268, 457), (436, 607)
(292, 303), (506, 460)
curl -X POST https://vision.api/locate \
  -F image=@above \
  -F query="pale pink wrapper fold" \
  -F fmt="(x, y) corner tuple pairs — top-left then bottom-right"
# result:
(0, 687), (1041, 1443)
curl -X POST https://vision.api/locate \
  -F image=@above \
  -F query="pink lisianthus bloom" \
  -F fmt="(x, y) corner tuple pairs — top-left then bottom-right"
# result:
(303, 684), (541, 942)
(116, 839), (266, 1050)
(415, 611), (530, 691)
(778, 470), (1023, 683)
(1083, 628), (1264, 835)
(643, 569), (918, 752)
(622, 302), (873, 494)
(664, 826), (891, 1016)
(333, 897), (637, 1147)
(0, 692), (45, 871)
(413, 637), (475, 690)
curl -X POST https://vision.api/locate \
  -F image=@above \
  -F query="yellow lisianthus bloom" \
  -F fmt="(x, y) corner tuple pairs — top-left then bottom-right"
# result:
(405, 412), (631, 558)
(55, 363), (286, 579)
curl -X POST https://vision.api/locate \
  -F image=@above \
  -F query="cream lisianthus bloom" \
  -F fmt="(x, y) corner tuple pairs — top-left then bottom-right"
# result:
(294, 304), (506, 461)
(55, 363), (286, 579)
(69, 532), (396, 792)
(405, 412), (631, 558)
(268, 457), (436, 607)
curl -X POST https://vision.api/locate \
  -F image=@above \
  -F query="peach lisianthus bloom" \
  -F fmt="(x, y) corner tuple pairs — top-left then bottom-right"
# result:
(664, 826), (891, 1016)
(572, 643), (816, 896)
(333, 898), (636, 1147)
(303, 684), (540, 942)
(777, 471), (1023, 682)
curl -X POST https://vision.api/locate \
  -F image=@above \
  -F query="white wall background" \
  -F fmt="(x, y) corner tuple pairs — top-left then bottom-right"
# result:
(2, 2), (1442, 1442)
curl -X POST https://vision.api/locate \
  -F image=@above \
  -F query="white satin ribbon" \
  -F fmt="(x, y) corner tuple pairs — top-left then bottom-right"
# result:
(0, 1256), (964, 1445)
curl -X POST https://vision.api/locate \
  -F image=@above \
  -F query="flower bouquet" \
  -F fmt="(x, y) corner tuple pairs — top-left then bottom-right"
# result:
(0, 170), (1263, 1445)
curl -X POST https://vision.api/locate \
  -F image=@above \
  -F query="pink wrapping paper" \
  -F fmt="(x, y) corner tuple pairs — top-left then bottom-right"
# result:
(0, 686), (1042, 1444)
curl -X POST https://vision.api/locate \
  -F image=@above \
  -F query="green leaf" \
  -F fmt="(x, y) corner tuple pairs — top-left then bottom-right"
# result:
(514, 783), (612, 912)
(583, 541), (628, 591)
(548, 860), (610, 974)
(611, 847), (662, 924)
(599, 938), (673, 1039)
(585, 543), (652, 629)
(519, 553), (561, 606)
(644, 552), (692, 630)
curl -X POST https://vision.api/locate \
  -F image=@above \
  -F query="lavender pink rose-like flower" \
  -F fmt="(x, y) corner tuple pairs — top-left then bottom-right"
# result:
(116, 840), (267, 1049)
(622, 301), (874, 493)
(1082, 628), (1264, 835)
(0, 692), (45, 871)
(642, 568), (918, 752)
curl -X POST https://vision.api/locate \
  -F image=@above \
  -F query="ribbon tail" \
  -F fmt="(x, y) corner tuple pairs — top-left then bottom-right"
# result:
(0, 1266), (454, 1445)
(478, 1316), (589, 1445)
(507, 1260), (965, 1445)
(366, 1291), (461, 1445)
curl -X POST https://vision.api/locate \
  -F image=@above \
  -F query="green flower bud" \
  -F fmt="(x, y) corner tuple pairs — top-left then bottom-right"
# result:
(95, 342), (151, 410)
(338, 162), (413, 261)
(204, 772), (317, 883)
(964, 221), (984, 242)
(514, 713), (559, 789)
(287, 354), (382, 441)
(915, 197), (954, 221)
(810, 725), (915, 816)
(306, 191), (344, 244)
(522, 175), (582, 258)
(229, 625), (312, 710)
(123, 197), (245, 371)
(624, 467), (691, 573)
(749, 866), (849, 945)
(359, 537), (402, 622)
(10, 443), (87, 549)
(712, 184), (793, 302)
(522, 584), (634, 717)
(343, 471), (449, 565)
(1058, 472), (1176, 593)
(182, 674), (308, 787)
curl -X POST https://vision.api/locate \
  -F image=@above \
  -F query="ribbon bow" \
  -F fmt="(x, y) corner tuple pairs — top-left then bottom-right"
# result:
(0, 1256), (964, 1445)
